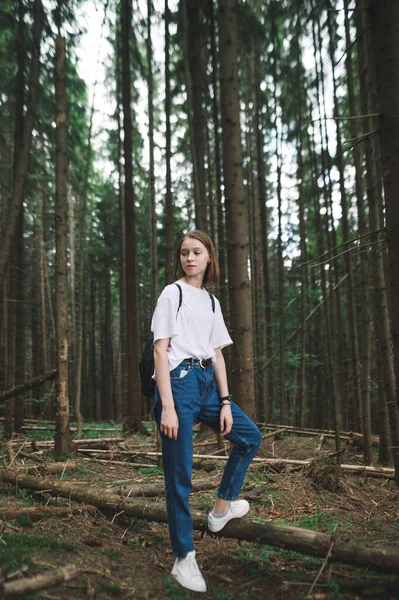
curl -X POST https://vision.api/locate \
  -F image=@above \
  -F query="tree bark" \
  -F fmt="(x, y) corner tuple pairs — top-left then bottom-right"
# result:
(54, 36), (73, 456)
(218, 0), (255, 419)
(115, 24), (127, 425)
(13, 0), (26, 434)
(370, 0), (399, 485)
(164, 0), (174, 285)
(186, 0), (207, 230)
(208, 0), (228, 317)
(356, 0), (392, 465)
(121, 0), (142, 433)
(147, 0), (158, 305)
(342, 0), (372, 465)
(295, 5), (308, 429)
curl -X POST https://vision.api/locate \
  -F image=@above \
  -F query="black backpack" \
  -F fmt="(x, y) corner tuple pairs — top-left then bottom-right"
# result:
(139, 283), (215, 397)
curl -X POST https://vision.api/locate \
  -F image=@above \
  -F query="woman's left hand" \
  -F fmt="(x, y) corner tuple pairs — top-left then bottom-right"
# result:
(220, 405), (233, 436)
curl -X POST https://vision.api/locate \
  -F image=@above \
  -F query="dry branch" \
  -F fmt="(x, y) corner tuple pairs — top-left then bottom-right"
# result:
(0, 505), (92, 522)
(1, 564), (79, 597)
(259, 423), (380, 444)
(262, 428), (287, 440)
(0, 370), (57, 402)
(1, 471), (398, 574)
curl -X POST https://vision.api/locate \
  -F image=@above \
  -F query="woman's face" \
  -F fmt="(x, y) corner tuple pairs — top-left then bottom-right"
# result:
(180, 237), (210, 282)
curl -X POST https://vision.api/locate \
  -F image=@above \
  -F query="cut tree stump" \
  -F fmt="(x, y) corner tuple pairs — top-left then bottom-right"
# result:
(0, 471), (398, 574)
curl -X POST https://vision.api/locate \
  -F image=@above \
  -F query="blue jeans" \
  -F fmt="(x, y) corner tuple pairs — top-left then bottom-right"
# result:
(154, 361), (262, 559)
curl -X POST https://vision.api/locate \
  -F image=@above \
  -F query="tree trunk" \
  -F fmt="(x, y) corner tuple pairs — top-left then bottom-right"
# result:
(164, 0), (174, 285)
(54, 35), (73, 456)
(121, 0), (142, 433)
(295, 6), (307, 429)
(147, 0), (158, 305)
(343, 0), (372, 464)
(218, 0), (255, 419)
(208, 0), (228, 316)
(186, 0), (207, 230)
(13, 0), (26, 434)
(355, 0), (393, 465)
(312, 0), (347, 430)
(253, 39), (268, 422)
(370, 0), (399, 484)
(115, 23), (127, 426)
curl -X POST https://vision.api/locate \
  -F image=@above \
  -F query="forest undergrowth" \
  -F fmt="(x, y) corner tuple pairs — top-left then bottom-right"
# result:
(0, 426), (398, 600)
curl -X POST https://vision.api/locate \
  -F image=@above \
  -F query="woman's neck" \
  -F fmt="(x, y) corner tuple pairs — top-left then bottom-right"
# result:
(180, 276), (204, 289)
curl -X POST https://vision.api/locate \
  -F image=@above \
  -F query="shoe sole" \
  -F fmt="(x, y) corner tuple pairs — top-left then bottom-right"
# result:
(171, 572), (207, 593)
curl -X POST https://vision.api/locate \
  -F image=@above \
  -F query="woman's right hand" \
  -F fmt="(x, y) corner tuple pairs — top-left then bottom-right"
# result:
(160, 406), (179, 440)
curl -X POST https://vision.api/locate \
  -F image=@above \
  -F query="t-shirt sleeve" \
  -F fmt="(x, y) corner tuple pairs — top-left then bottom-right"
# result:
(210, 298), (233, 350)
(151, 285), (180, 342)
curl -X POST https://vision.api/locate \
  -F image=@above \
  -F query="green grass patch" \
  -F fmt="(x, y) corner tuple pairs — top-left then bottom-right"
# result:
(138, 467), (163, 475)
(296, 506), (343, 533)
(0, 533), (75, 571)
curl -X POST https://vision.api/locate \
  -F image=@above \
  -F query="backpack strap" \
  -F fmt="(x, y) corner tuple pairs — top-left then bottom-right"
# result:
(208, 292), (215, 313)
(174, 283), (183, 318)
(174, 282), (215, 315)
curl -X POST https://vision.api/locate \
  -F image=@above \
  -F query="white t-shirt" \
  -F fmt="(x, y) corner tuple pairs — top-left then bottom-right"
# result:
(151, 280), (233, 372)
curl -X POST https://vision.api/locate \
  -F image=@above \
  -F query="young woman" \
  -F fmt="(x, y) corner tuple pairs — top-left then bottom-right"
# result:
(151, 230), (262, 593)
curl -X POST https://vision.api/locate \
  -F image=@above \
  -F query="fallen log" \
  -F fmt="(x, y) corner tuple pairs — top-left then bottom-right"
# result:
(16, 461), (78, 474)
(0, 471), (398, 574)
(3, 437), (124, 449)
(82, 457), (159, 469)
(1, 564), (79, 597)
(77, 450), (394, 478)
(111, 477), (219, 498)
(0, 505), (92, 522)
(18, 427), (122, 434)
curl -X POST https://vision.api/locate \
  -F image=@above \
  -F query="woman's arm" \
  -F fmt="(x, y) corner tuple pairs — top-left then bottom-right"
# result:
(154, 338), (179, 440)
(213, 347), (233, 436)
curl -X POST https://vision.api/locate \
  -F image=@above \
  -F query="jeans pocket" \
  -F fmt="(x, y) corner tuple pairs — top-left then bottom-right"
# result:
(170, 364), (191, 381)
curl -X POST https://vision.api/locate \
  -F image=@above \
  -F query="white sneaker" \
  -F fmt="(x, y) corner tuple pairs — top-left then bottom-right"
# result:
(171, 550), (207, 593)
(208, 499), (250, 533)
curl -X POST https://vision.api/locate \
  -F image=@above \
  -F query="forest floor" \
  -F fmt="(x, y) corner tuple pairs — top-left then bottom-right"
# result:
(0, 423), (399, 600)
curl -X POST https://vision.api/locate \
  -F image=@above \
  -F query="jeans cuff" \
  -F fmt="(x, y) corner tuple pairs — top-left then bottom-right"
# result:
(216, 493), (238, 501)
